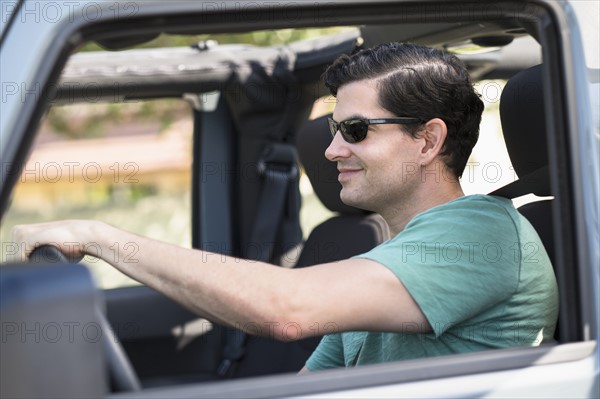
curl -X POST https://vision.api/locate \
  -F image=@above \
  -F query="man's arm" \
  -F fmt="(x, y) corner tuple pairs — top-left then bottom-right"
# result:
(10, 220), (431, 341)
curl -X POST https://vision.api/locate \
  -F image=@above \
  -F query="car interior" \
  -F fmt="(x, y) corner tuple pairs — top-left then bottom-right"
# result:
(1, 2), (592, 397)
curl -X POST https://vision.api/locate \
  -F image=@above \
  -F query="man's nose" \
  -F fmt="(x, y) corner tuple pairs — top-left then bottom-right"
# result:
(324, 131), (351, 161)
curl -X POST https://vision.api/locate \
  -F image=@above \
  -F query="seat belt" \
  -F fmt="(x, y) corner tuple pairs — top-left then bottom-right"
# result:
(249, 143), (300, 262)
(216, 142), (299, 378)
(490, 166), (550, 198)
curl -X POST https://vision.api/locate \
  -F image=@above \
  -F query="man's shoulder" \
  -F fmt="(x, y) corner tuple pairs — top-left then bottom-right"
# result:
(429, 194), (513, 214)
(406, 194), (516, 232)
(363, 194), (529, 266)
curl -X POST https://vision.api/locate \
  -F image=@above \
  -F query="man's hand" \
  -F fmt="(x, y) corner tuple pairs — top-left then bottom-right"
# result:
(8, 220), (103, 263)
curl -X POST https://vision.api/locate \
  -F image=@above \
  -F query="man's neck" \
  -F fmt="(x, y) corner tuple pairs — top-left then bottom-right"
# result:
(382, 172), (465, 236)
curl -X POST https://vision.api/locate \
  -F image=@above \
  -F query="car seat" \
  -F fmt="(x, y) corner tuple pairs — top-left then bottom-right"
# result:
(492, 64), (563, 340)
(233, 115), (390, 377)
(493, 64), (555, 264)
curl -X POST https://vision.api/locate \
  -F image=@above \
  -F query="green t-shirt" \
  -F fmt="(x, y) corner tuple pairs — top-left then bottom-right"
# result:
(306, 195), (559, 370)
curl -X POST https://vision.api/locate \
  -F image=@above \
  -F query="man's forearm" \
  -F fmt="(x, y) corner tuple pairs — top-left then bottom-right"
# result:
(89, 221), (291, 333)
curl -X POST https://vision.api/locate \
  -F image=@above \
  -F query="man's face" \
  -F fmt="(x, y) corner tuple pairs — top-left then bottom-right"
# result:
(325, 79), (424, 212)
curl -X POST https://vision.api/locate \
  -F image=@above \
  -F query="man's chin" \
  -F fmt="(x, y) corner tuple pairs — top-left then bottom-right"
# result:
(340, 192), (372, 212)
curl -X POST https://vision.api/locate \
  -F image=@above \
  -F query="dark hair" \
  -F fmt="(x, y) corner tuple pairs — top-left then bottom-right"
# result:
(324, 42), (484, 178)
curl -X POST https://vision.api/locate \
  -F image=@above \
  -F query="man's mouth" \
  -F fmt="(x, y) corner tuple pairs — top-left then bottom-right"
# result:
(337, 167), (362, 182)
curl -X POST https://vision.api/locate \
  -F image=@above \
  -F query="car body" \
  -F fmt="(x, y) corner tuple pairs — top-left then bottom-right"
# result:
(1, 1), (598, 398)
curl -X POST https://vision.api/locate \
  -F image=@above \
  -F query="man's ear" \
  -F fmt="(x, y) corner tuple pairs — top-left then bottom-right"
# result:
(418, 118), (447, 165)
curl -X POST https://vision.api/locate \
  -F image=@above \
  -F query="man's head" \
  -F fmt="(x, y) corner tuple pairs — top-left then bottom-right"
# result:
(324, 42), (484, 179)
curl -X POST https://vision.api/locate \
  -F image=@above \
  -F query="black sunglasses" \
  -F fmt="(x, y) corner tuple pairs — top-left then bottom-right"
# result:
(327, 117), (424, 143)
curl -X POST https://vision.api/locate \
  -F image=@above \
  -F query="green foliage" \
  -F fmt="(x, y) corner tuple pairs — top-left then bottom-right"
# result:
(79, 27), (354, 52)
(45, 100), (189, 140)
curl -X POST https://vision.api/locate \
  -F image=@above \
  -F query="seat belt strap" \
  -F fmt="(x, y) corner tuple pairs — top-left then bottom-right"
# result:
(216, 143), (298, 378)
(490, 166), (550, 198)
(216, 329), (247, 378)
(249, 143), (299, 261)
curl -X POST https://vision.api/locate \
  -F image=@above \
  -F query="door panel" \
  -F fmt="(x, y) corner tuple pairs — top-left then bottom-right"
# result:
(104, 286), (224, 386)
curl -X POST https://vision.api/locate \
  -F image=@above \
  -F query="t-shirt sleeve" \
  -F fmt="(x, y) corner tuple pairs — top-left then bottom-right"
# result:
(357, 197), (521, 337)
(305, 334), (345, 370)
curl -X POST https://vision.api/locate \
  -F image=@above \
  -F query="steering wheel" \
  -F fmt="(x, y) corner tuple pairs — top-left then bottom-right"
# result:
(29, 246), (142, 392)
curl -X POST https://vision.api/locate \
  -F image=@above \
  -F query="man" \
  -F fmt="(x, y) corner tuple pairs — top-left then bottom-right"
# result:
(10, 43), (558, 371)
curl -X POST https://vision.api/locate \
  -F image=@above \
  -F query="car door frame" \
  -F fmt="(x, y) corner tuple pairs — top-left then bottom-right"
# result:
(0, 1), (597, 398)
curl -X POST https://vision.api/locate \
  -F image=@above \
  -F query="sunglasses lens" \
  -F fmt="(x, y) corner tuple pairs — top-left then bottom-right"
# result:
(327, 118), (338, 138)
(327, 118), (368, 143)
(341, 120), (367, 143)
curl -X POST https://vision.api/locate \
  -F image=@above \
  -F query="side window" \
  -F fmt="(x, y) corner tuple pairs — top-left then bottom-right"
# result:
(0, 100), (193, 288)
(463, 79), (514, 196)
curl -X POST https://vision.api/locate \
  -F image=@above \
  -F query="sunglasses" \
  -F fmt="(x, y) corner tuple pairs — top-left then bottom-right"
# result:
(327, 117), (424, 143)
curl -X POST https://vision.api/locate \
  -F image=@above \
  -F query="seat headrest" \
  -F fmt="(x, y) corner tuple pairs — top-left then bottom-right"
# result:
(500, 64), (548, 176)
(496, 64), (550, 197)
(296, 115), (367, 215)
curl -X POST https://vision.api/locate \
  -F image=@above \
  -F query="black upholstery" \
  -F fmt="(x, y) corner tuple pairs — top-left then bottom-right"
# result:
(500, 65), (549, 184)
(499, 65), (564, 343)
(234, 115), (389, 377)
(494, 64), (551, 199)
(517, 198), (555, 264)
(496, 64), (555, 264)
